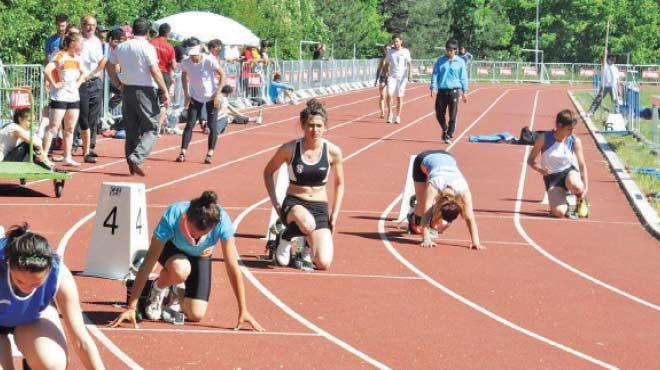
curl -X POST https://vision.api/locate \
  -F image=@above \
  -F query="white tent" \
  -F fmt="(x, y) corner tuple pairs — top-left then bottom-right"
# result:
(152, 11), (260, 47)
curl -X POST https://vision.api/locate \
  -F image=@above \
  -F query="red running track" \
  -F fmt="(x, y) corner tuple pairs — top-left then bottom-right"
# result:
(2, 84), (658, 369)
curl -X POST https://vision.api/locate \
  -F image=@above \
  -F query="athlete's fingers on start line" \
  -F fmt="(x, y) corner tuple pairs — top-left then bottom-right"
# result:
(235, 312), (266, 332)
(471, 244), (486, 250)
(108, 309), (140, 329)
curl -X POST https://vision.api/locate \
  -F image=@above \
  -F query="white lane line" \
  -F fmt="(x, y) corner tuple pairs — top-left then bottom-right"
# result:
(512, 91), (660, 313)
(27, 86), (423, 186)
(476, 213), (640, 225)
(250, 271), (424, 280)
(378, 194), (618, 369)
(100, 328), (320, 337)
(56, 87), (434, 369)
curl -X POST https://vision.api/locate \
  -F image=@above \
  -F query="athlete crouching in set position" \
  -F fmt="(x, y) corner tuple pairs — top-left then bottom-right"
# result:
(264, 99), (345, 270)
(527, 109), (588, 218)
(0, 224), (105, 370)
(110, 191), (264, 331)
(409, 150), (484, 249)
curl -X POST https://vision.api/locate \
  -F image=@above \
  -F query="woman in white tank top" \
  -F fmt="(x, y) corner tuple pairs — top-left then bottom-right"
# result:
(527, 109), (589, 218)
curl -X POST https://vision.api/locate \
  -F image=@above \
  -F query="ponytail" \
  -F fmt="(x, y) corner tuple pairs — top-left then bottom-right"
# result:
(187, 191), (221, 230)
(432, 188), (465, 223)
(4, 223), (55, 272)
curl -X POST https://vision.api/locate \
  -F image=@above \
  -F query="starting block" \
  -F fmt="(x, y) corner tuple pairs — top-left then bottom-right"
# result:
(396, 155), (417, 222)
(83, 182), (149, 280)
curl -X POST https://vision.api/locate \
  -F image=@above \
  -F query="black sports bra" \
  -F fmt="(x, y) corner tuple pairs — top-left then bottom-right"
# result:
(288, 139), (331, 187)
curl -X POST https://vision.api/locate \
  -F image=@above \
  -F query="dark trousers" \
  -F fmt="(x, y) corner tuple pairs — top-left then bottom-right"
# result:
(77, 77), (103, 149)
(589, 86), (615, 113)
(182, 98), (219, 151)
(122, 86), (160, 165)
(3, 143), (31, 162)
(435, 89), (460, 139)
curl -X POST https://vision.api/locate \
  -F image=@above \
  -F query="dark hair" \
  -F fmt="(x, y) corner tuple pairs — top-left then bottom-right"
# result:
(439, 203), (460, 223)
(556, 109), (577, 127)
(13, 108), (30, 125)
(182, 37), (201, 49)
(132, 17), (149, 36)
(62, 31), (82, 50)
(273, 72), (282, 81)
(108, 29), (122, 42)
(208, 39), (223, 49)
(446, 39), (459, 50)
(300, 98), (328, 127)
(221, 85), (234, 94)
(55, 13), (68, 23)
(186, 191), (221, 231)
(432, 188), (465, 224)
(391, 34), (401, 41)
(4, 224), (55, 273)
(158, 23), (171, 36)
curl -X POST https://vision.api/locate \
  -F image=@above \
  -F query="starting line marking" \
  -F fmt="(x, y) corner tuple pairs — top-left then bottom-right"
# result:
(250, 271), (424, 280)
(100, 327), (320, 337)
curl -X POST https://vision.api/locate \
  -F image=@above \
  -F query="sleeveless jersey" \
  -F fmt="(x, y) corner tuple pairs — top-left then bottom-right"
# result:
(541, 131), (577, 174)
(288, 139), (331, 187)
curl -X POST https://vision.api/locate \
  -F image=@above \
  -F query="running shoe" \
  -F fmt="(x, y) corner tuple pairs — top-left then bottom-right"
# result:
(51, 154), (64, 162)
(275, 238), (292, 266)
(255, 109), (264, 124)
(63, 156), (81, 167)
(387, 113), (393, 123)
(144, 281), (169, 321)
(395, 115), (401, 124)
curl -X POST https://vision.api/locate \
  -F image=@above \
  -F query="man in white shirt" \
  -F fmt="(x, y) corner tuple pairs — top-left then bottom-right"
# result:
(107, 17), (169, 176)
(384, 35), (413, 124)
(78, 15), (107, 163)
(588, 54), (619, 116)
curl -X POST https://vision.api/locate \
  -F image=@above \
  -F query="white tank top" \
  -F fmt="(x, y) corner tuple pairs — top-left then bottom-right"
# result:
(540, 131), (578, 174)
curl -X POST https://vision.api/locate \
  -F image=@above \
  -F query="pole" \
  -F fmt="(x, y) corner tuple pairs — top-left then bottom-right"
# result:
(353, 44), (356, 60)
(600, 18), (610, 91)
(535, 0), (540, 66)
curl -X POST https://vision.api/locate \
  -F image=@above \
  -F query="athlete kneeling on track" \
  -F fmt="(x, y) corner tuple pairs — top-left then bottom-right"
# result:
(110, 191), (264, 331)
(263, 99), (345, 270)
(527, 109), (589, 218)
(0, 224), (105, 370)
(409, 150), (484, 249)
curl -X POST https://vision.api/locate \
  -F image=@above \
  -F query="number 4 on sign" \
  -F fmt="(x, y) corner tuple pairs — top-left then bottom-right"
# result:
(136, 208), (142, 234)
(103, 206), (119, 235)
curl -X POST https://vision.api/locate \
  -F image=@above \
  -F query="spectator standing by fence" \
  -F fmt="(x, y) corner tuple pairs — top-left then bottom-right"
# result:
(150, 23), (177, 130)
(107, 17), (170, 177)
(45, 13), (68, 63)
(458, 47), (473, 65)
(430, 39), (468, 144)
(77, 16), (106, 164)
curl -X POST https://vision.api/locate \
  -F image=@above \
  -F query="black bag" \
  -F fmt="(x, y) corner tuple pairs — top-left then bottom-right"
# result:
(518, 127), (546, 145)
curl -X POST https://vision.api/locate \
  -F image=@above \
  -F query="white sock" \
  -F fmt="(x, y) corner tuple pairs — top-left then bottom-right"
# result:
(153, 279), (165, 292)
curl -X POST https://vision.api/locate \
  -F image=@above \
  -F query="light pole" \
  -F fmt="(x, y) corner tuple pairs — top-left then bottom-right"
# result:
(535, 0), (540, 66)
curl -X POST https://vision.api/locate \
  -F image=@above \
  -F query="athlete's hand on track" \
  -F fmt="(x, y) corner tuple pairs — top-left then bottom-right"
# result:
(235, 311), (265, 332)
(420, 238), (437, 248)
(470, 244), (486, 250)
(108, 308), (139, 329)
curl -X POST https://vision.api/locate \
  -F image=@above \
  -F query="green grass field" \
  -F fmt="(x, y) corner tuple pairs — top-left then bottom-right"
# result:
(573, 87), (660, 213)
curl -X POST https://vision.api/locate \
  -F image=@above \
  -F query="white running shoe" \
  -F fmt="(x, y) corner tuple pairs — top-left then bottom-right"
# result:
(386, 113), (393, 123)
(255, 109), (263, 124)
(300, 246), (313, 271)
(395, 115), (401, 124)
(144, 281), (169, 321)
(63, 156), (81, 167)
(275, 238), (292, 266)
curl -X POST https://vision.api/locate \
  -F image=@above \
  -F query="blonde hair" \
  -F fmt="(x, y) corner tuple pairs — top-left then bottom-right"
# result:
(431, 188), (465, 223)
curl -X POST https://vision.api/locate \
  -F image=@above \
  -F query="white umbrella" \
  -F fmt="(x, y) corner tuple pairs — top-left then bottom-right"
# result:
(152, 11), (260, 46)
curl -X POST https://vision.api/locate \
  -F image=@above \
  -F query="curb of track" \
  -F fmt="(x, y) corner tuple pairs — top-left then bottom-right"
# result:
(568, 91), (660, 240)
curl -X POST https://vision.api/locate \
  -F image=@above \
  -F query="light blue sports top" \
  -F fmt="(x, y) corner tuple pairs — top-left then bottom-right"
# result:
(153, 201), (234, 257)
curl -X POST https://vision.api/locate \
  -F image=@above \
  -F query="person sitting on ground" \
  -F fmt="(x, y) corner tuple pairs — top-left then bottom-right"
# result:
(219, 85), (263, 126)
(527, 109), (589, 218)
(409, 150), (484, 249)
(0, 224), (105, 370)
(109, 191), (264, 331)
(0, 108), (53, 168)
(269, 73), (299, 105)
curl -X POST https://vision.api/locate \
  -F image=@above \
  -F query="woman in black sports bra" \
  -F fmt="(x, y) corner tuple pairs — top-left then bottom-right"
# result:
(263, 99), (345, 270)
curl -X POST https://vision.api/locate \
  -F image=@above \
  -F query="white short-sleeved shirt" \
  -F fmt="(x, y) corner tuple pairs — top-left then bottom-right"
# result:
(217, 96), (230, 119)
(49, 51), (85, 102)
(181, 55), (221, 103)
(109, 36), (159, 88)
(603, 63), (619, 88)
(80, 35), (105, 78)
(386, 47), (412, 79)
(0, 124), (22, 161)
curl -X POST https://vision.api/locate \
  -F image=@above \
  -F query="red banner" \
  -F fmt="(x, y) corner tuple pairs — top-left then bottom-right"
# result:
(10, 87), (31, 110)
(476, 67), (490, 75)
(227, 74), (237, 88)
(642, 70), (659, 79)
(523, 67), (538, 76)
(499, 67), (512, 76)
(550, 68), (566, 76)
(425, 66), (433, 73)
(579, 69), (595, 77)
(284, 72), (291, 82)
(247, 73), (262, 88)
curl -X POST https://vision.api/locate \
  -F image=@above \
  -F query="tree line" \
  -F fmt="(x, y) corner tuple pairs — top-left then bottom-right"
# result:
(0, 0), (657, 65)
